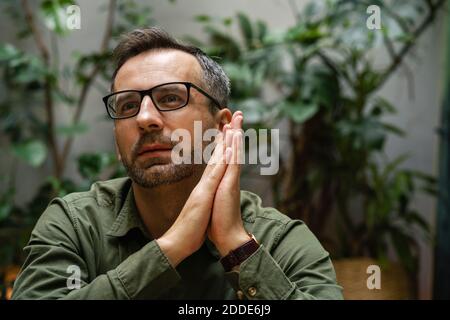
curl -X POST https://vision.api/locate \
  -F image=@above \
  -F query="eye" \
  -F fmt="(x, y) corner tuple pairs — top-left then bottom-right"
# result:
(159, 94), (182, 104)
(118, 101), (139, 114)
(123, 102), (139, 110)
(152, 84), (188, 109)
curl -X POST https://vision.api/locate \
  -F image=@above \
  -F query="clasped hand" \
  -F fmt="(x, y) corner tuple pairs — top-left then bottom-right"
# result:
(157, 111), (250, 266)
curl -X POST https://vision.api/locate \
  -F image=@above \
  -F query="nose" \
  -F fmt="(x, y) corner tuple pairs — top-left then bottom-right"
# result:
(135, 95), (164, 132)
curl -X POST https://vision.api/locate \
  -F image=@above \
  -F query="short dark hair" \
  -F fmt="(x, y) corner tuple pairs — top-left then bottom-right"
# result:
(111, 27), (230, 111)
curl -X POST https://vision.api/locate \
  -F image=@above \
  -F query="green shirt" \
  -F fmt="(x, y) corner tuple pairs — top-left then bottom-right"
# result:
(12, 177), (343, 300)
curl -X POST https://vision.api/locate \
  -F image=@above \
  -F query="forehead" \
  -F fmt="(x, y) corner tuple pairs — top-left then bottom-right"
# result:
(114, 49), (202, 91)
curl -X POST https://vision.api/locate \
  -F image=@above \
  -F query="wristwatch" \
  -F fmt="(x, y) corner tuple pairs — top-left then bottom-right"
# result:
(220, 234), (260, 272)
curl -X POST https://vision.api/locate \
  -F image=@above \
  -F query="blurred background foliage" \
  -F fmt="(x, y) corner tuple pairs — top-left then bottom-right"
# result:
(189, 0), (443, 278)
(0, 0), (445, 298)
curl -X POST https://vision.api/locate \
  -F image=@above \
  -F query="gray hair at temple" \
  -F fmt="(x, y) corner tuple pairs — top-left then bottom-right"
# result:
(110, 27), (230, 112)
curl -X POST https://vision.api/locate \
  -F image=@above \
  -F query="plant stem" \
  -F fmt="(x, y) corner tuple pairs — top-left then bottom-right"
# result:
(21, 0), (62, 179)
(377, 0), (446, 89)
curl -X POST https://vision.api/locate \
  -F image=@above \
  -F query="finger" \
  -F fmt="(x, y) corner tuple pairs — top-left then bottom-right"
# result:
(223, 130), (242, 180)
(237, 114), (243, 129)
(236, 129), (243, 167)
(230, 112), (243, 130)
(232, 130), (243, 170)
(224, 124), (233, 149)
(199, 132), (229, 190)
(226, 145), (233, 164)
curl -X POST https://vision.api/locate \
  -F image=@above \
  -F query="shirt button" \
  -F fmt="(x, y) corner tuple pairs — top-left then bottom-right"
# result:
(236, 290), (244, 300)
(247, 286), (257, 297)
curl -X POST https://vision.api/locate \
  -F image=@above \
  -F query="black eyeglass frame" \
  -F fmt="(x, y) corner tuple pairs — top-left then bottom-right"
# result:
(102, 81), (223, 120)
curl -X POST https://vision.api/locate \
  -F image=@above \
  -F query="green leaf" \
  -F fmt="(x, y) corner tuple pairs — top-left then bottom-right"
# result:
(0, 47), (49, 88)
(285, 24), (326, 45)
(40, 0), (76, 35)
(237, 12), (253, 48)
(371, 97), (397, 115)
(0, 43), (20, 62)
(235, 98), (267, 124)
(12, 140), (48, 167)
(222, 17), (233, 26)
(195, 14), (210, 23)
(256, 20), (267, 42)
(405, 211), (430, 234)
(390, 228), (416, 272)
(382, 123), (405, 136)
(0, 201), (12, 223)
(205, 26), (241, 59)
(382, 154), (410, 179)
(78, 152), (117, 180)
(279, 102), (319, 123)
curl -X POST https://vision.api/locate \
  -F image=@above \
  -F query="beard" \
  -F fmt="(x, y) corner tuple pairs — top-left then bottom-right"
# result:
(119, 124), (213, 189)
(122, 154), (195, 189)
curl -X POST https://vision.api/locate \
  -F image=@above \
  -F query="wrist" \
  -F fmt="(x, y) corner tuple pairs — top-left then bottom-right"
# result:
(156, 234), (189, 267)
(219, 233), (260, 272)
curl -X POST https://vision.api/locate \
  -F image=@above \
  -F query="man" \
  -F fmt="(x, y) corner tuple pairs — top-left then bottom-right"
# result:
(12, 27), (342, 300)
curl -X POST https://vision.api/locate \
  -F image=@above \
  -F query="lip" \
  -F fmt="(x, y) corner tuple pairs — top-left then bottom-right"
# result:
(137, 143), (173, 157)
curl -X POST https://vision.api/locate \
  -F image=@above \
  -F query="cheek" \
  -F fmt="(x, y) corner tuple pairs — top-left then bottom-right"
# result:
(172, 107), (216, 130)
(114, 123), (136, 156)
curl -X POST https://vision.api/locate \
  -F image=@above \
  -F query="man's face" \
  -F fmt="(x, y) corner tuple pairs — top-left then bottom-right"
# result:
(113, 49), (219, 188)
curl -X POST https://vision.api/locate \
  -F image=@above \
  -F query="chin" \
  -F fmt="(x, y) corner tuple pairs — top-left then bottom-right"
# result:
(129, 163), (195, 189)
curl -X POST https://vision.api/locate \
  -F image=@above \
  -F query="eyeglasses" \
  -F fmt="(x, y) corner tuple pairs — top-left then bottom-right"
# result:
(102, 81), (222, 119)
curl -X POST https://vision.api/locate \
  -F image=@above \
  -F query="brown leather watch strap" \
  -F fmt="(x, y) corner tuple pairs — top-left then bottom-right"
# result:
(220, 234), (260, 272)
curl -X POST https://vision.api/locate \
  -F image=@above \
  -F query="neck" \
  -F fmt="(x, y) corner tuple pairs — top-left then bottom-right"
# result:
(132, 168), (203, 239)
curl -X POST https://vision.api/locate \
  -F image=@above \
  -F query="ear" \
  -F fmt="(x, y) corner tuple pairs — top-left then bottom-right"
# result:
(215, 108), (232, 131)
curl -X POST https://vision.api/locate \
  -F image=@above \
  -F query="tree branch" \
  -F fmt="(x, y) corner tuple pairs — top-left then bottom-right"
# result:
(21, 0), (49, 63)
(288, 0), (302, 24)
(317, 50), (354, 88)
(60, 0), (117, 174)
(377, 0), (446, 89)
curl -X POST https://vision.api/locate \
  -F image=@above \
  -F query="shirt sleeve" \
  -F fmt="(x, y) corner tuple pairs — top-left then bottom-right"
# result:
(225, 220), (343, 300)
(11, 201), (181, 300)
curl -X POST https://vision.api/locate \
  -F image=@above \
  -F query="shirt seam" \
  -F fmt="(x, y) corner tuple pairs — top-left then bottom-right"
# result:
(273, 220), (288, 248)
(60, 198), (80, 234)
(251, 216), (287, 248)
(69, 194), (116, 208)
(115, 267), (132, 299)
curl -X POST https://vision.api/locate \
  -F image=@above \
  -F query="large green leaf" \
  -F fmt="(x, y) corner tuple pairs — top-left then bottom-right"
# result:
(40, 0), (76, 35)
(404, 211), (430, 234)
(390, 227), (416, 273)
(12, 140), (48, 167)
(285, 23), (327, 45)
(0, 44), (20, 62)
(237, 12), (253, 48)
(0, 201), (12, 223)
(204, 25), (241, 60)
(77, 152), (117, 180)
(279, 102), (319, 123)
